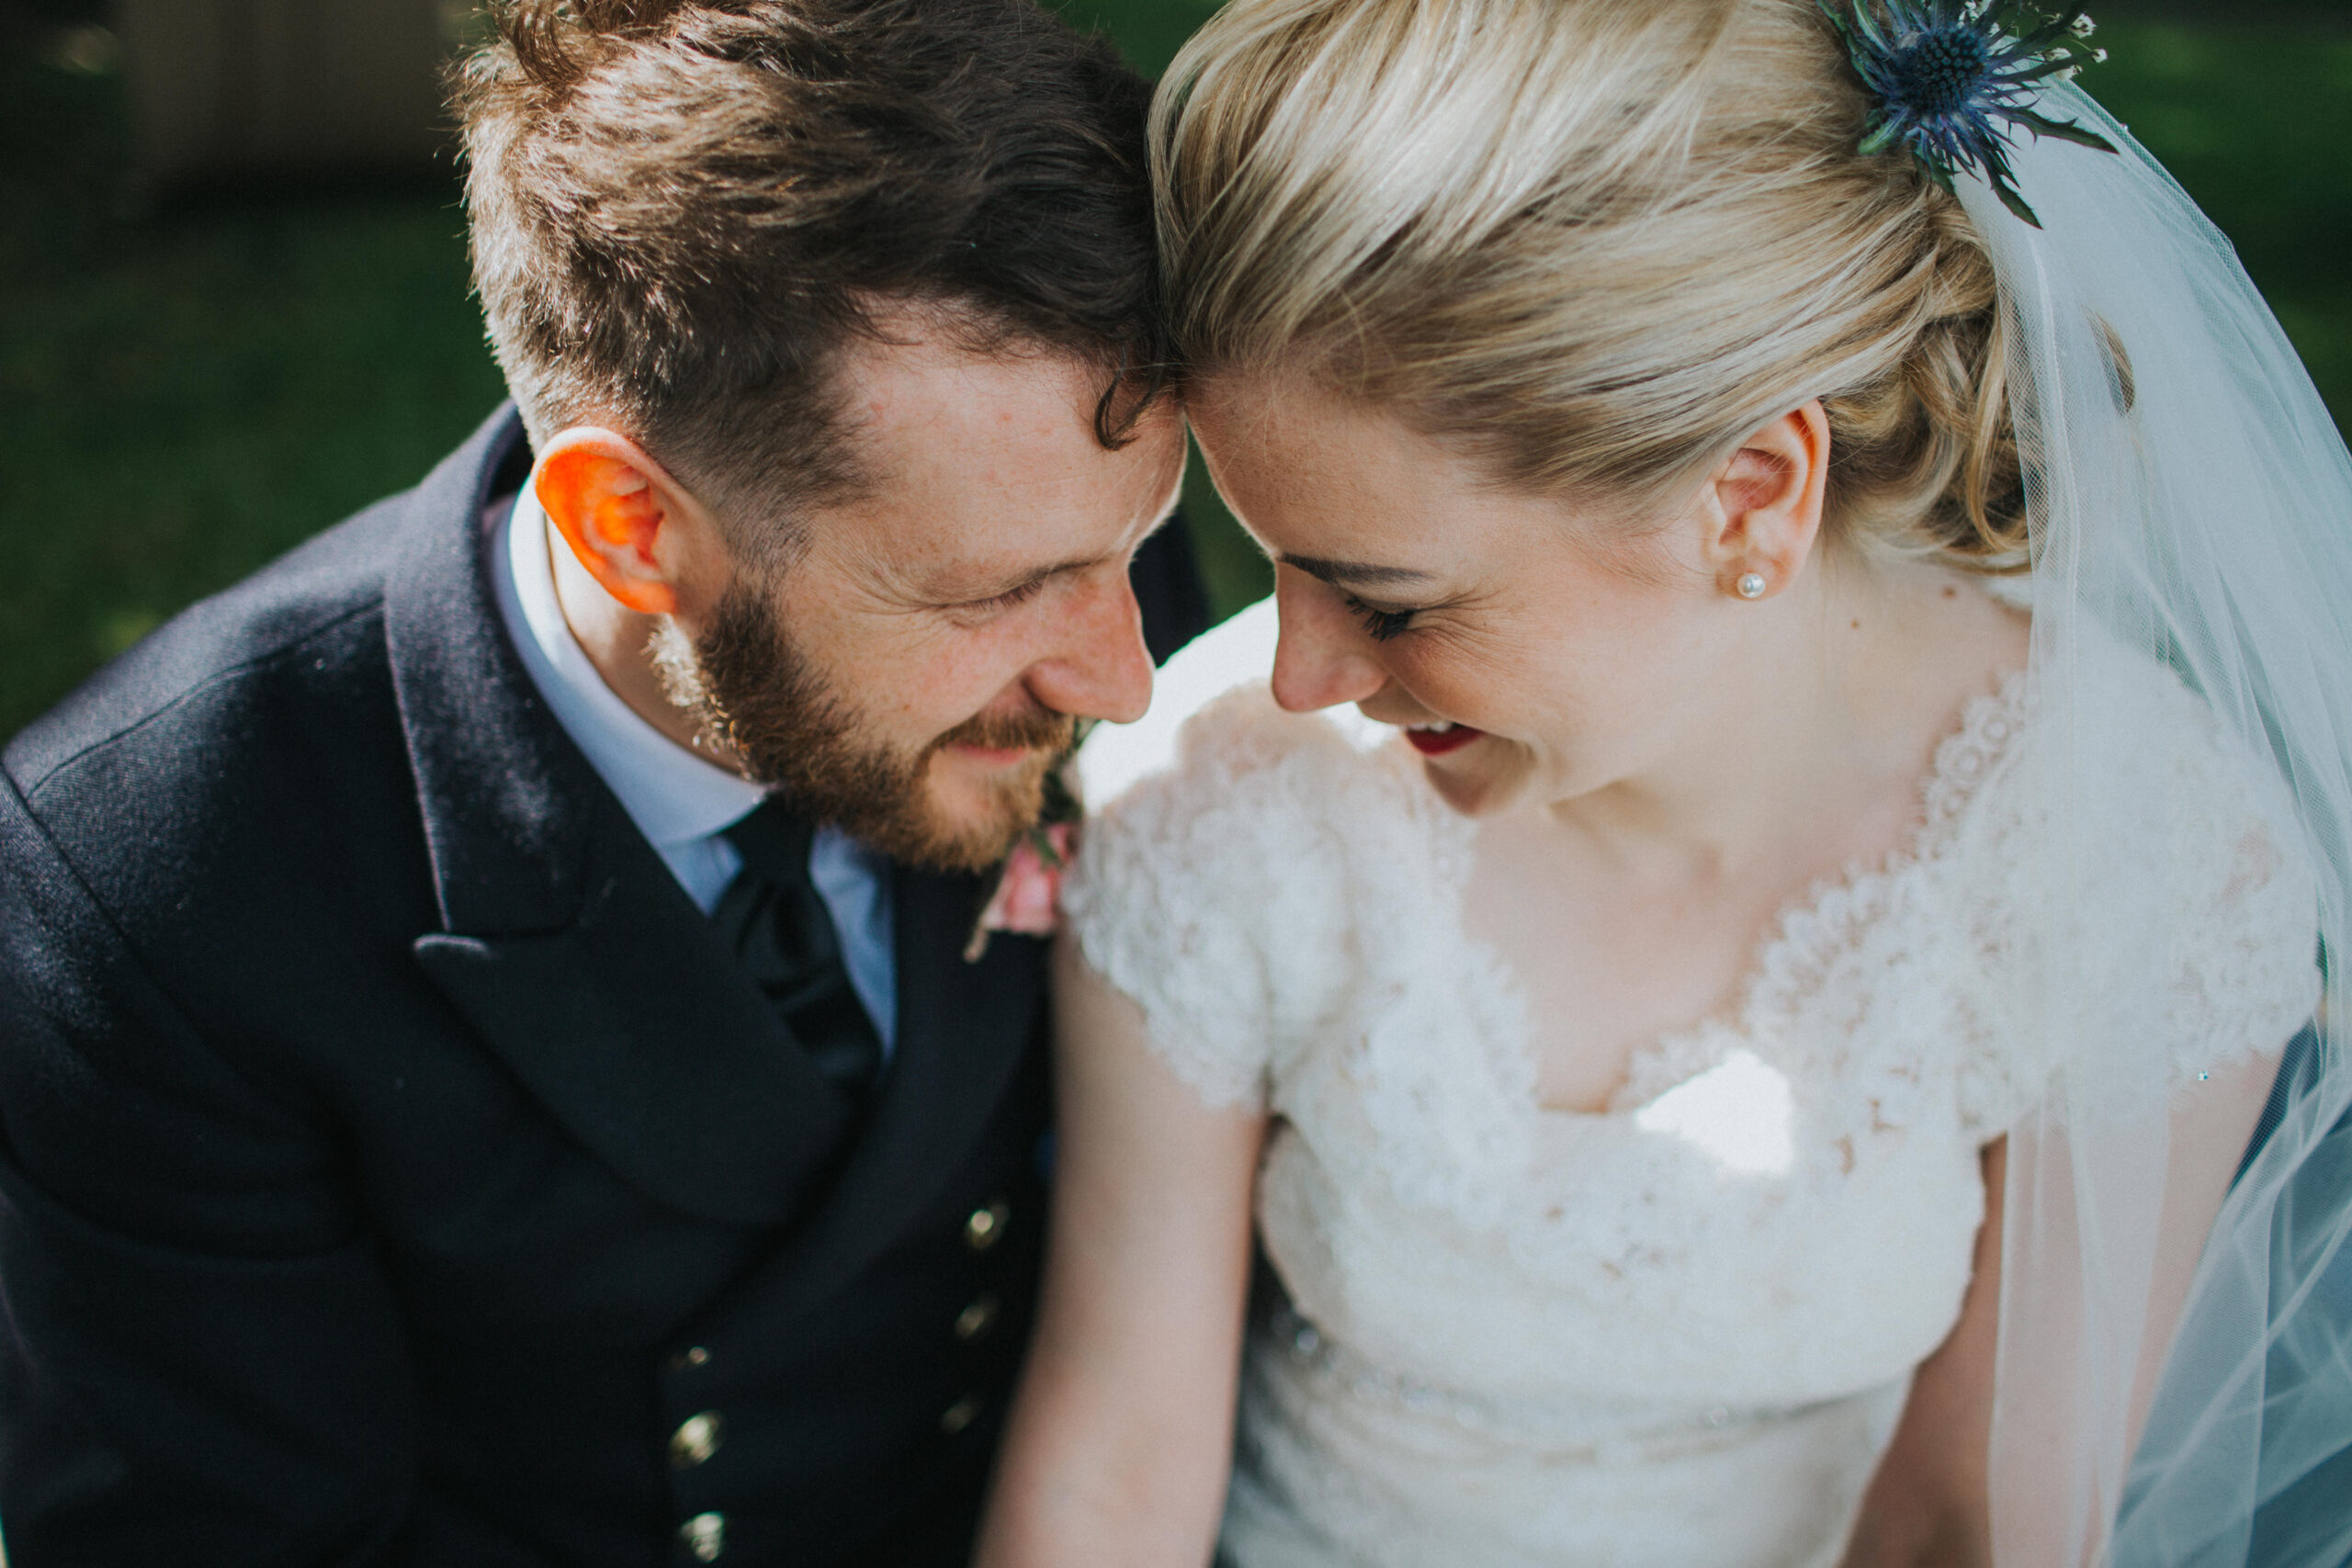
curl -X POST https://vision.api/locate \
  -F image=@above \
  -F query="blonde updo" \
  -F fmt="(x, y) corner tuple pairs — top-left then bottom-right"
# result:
(1153, 0), (2028, 571)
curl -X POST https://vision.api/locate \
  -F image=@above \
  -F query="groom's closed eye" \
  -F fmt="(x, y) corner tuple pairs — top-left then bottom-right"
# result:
(923, 560), (1082, 616)
(937, 516), (1177, 618)
(958, 576), (1055, 614)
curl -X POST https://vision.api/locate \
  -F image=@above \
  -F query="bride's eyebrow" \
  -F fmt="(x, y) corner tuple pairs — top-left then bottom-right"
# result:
(1280, 555), (1434, 591)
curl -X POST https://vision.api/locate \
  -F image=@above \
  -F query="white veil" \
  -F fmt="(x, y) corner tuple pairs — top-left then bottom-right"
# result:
(1961, 84), (2352, 1565)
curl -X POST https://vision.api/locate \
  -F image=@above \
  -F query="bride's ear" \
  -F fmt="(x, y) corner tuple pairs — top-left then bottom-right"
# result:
(1698, 400), (1830, 601)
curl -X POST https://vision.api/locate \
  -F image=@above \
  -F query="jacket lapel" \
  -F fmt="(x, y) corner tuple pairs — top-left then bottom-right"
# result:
(386, 407), (853, 1227)
(710, 864), (1048, 1327)
(409, 823), (856, 1229)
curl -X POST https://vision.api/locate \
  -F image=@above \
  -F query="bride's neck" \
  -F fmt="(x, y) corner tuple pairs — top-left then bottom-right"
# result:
(1548, 550), (2025, 885)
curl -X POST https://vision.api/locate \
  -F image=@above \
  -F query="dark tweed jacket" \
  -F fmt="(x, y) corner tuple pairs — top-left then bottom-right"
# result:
(0, 406), (1208, 1567)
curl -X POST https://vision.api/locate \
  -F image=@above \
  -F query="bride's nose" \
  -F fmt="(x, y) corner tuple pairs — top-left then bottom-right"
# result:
(1270, 570), (1388, 714)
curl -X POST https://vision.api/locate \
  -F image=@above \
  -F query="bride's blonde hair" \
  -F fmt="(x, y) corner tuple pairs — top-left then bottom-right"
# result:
(1153, 0), (2029, 570)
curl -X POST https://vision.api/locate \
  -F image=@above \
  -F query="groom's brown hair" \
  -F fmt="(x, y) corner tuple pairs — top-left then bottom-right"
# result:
(457, 0), (1167, 560)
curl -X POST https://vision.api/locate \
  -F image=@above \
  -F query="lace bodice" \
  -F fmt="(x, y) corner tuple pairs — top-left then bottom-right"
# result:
(1063, 602), (2320, 1568)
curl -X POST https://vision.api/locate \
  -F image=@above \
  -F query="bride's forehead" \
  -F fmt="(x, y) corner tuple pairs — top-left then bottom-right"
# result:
(1193, 382), (1467, 504)
(1194, 392), (1635, 569)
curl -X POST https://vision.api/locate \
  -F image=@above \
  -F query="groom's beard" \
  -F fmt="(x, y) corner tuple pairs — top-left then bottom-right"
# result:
(653, 580), (1075, 873)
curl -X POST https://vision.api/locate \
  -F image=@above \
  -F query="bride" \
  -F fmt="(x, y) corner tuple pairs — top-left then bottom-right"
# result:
(976, 0), (2352, 1562)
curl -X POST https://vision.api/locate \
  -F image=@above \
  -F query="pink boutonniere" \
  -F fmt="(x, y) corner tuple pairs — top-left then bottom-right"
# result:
(964, 750), (1085, 963)
(964, 822), (1077, 962)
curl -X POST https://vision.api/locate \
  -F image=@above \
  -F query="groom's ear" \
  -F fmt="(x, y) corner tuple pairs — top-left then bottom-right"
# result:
(534, 430), (711, 617)
(1698, 400), (1831, 598)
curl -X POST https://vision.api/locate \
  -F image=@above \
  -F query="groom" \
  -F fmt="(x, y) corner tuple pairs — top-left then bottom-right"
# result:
(0, 2), (1204, 1563)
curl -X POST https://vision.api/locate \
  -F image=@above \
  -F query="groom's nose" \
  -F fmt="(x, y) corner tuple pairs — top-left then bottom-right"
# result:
(1023, 563), (1155, 726)
(1271, 569), (1388, 714)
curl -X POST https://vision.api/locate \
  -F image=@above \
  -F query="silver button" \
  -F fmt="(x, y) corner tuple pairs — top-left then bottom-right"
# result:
(680, 1511), (726, 1562)
(953, 1293), (1001, 1343)
(669, 1346), (711, 1371)
(939, 1393), (982, 1435)
(669, 1410), (723, 1469)
(964, 1199), (1011, 1252)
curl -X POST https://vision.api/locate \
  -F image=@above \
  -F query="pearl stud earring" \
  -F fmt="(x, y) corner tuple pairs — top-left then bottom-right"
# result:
(1736, 572), (1768, 600)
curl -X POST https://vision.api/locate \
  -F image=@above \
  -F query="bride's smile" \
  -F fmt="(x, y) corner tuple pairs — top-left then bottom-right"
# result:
(1400, 720), (1481, 756)
(1187, 372), (2029, 868)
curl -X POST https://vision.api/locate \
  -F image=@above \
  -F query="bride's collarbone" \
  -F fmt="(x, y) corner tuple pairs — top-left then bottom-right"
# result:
(1461, 848), (1790, 1115)
(1455, 585), (2027, 1115)
(1455, 773), (1938, 1115)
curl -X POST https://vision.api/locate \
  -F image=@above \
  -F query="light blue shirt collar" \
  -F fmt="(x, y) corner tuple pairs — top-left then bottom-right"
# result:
(489, 488), (897, 1053)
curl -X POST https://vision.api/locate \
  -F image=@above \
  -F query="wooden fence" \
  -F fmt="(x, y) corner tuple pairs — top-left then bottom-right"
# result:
(117, 0), (468, 187)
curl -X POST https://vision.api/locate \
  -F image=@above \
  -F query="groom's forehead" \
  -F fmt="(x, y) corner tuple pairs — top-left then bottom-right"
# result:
(817, 332), (1179, 554)
(828, 314), (1103, 450)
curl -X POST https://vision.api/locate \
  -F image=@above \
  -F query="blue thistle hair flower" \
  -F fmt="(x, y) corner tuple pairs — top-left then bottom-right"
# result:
(1820, 0), (2119, 228)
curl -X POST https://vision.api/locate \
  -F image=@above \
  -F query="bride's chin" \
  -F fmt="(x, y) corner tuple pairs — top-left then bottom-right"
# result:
(1418, 750), (1532, 818)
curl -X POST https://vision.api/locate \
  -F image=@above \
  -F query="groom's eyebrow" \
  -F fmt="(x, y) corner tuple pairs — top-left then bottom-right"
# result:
(1280, 555), (1434, 589)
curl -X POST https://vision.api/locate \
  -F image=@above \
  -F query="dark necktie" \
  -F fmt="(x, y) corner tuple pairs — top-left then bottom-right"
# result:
(712, 799), (885, 1102)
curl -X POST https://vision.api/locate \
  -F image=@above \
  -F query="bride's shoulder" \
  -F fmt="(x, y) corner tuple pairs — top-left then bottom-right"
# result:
(1973, 629), (2318, 1060)
(1960, 631), (2312, 923)
(2027, 631), (2304, 847)
(1942, 630), (2319, 1131)
(1061, 601), (1391, 1108)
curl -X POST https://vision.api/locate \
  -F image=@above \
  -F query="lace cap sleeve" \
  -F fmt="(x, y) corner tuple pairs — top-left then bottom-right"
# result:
(1063, 603), (1350, 1111)
(1955, 650), (2322, 1137)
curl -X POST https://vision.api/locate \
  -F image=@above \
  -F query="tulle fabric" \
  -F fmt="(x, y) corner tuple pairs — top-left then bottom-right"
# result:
(1963, 85), (2352, 1565)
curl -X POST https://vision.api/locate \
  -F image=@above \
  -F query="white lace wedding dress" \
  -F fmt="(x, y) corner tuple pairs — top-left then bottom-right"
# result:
(1062, 600), (2320, 1568)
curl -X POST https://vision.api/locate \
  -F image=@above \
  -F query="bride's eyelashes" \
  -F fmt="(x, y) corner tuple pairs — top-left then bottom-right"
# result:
(1342, 593), (1420, 643)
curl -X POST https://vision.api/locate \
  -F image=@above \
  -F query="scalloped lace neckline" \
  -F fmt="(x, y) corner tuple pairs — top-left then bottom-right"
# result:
(1478, 668), (2035, 1122)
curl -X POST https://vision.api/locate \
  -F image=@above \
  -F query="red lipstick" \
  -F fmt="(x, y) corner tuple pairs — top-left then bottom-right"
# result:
(1404, 724), (1483, 757)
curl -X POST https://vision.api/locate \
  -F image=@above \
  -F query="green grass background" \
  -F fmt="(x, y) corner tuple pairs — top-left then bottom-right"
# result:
(2, 2), (2346, 741)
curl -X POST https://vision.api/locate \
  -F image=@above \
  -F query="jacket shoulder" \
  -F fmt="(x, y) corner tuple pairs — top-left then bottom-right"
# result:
(6, 405), (524, 795)
(0, 409), (527, 954)
(8, 494), (418, 797)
